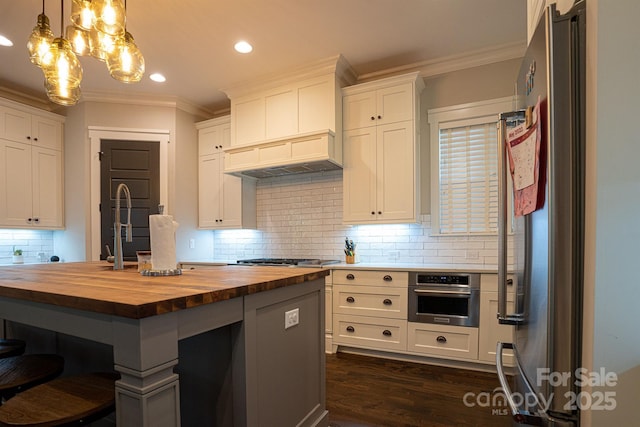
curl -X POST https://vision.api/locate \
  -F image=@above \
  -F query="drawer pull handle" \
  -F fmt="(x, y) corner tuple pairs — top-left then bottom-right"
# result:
(383, 275), (392, 282)
(436, 335), (447, 344)
(346, 296), (355, 303)
(346, 326), (355, 333)
(346, 274), (355, 280)
(507, 279), (513, 286)
(382, 330), (392, 337)
(383, 298), (392, 305)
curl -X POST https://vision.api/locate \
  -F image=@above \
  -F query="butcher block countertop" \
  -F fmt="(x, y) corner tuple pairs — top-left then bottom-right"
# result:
(0, 262), (330, 319)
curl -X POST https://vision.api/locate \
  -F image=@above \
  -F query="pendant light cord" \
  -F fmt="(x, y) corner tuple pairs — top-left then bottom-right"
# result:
(60, 0), (64, 36)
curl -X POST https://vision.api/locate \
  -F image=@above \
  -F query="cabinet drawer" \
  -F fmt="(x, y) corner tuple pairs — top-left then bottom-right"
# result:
(408, 323), (478, 360)
(332, 270), (408, 287)
(333, 315), (407, 352)
(333, 285), (407, 319)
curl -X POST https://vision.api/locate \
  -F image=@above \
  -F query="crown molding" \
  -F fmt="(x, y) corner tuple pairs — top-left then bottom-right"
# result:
(355, 41), (527, 83)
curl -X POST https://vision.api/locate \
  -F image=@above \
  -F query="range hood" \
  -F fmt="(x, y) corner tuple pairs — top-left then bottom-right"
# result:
(223, 130), (342, 178)
(222, 55), (356, 178)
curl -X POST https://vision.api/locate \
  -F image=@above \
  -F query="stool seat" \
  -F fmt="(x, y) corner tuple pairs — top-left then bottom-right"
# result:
(0, 355), (64, 399)
(0, 341), (26, 359)
(0, 372), (119, 427)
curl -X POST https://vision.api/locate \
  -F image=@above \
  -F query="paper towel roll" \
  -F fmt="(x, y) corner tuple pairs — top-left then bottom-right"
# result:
(149, 214), (179, 271)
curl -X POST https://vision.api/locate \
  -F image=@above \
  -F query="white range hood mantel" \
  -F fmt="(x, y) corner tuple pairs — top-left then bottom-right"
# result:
(222, 55), (356, 178)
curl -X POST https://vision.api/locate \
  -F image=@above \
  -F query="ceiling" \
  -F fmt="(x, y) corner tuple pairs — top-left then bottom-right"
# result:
(0, 0), (527, 114)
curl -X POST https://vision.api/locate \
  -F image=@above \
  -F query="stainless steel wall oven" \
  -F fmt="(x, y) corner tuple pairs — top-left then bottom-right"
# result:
(408, 272), (480, 327)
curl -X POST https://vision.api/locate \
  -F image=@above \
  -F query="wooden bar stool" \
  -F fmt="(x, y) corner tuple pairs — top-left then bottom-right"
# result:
(0, 341), (26, 359)
(0, 355), (64, 402)
(0, 372), (119, 427)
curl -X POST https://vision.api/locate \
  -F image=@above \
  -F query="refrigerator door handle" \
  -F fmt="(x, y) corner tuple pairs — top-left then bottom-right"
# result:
(496, 342), (548, 426)
(497, 114), (525, 325)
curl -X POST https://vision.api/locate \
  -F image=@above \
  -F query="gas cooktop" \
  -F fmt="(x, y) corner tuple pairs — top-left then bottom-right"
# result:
(236, 258), (340, 267)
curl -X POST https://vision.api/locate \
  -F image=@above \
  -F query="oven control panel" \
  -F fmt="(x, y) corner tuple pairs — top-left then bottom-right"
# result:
(409, 272), (480, 288)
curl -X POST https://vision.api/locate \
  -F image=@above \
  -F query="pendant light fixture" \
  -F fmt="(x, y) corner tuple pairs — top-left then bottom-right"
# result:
(28, 0), (144, 106)
(92, 0), (126, 36)
(27, 0), (55, 67)
(107, 31), (144, 82)
(43, 1), (83, 106)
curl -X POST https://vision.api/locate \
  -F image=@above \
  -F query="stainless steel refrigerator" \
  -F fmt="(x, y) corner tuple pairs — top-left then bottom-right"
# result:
(495, 1), (586, 426)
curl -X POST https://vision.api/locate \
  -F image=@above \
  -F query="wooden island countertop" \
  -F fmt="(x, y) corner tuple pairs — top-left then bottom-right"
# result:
(0, 261), (330, 319)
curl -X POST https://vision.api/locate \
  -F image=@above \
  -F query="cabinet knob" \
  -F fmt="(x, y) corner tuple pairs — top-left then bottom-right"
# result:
(346, 296), (355, 303)
(370, 116), (375, 121)
(371, 211), (375, 215)
(383, 275), (392, 282)
(383, 298), (392, 305)
(346, 326), (355, 333)
(507, 279), (513, 286)
(436, 335), (447, 344)
(27, 218), (33, 223)
(346, 273), (355, 280)
(378, 211), (382, 215)
(33, 217), (40, 223)
(382, 330), (392, 337)
(26, 136), (31, 140)
(33, 137), (38, 141)
(377, 115), (382, 120)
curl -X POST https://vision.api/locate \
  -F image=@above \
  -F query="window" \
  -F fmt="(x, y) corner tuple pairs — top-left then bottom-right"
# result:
(429, 97), (514, 235)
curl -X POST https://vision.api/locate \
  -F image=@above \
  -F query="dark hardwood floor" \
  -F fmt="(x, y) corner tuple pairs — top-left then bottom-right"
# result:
(326, 352), (513, 427)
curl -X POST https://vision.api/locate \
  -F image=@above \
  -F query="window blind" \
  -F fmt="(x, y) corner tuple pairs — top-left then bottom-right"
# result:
(438, 121), (497, 234)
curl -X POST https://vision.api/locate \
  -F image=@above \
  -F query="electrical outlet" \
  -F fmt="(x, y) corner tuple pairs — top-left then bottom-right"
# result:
(466, 250), (479, 259)
(285, 308), (299, 329)
(189, 239), (195, 249)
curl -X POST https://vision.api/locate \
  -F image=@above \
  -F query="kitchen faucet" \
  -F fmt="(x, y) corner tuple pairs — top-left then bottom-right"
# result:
(113, 183), (132, 270)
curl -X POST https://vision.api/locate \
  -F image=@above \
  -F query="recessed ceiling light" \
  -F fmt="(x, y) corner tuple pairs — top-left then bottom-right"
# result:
(0, 35), (13, 47)
(149, 73), (166, 83)
(234, 41), (253, 54)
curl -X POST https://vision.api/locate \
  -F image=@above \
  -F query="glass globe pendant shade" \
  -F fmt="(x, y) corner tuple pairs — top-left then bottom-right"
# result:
(27, 13), (55, 67)
(44, 77), (82, 106)
(89, 28), (118, 61)
(66, 25), (91, 56)
(107, 31), (144, 83)
(92, 0), (126, 36)
(43, 38), (83, 102)
(70, 0), (95, 30)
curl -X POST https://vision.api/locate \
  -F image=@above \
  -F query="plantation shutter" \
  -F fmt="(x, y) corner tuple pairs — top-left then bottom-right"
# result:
(438, 116), (498, 234)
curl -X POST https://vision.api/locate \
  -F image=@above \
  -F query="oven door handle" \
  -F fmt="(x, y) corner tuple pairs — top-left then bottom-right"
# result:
(413, 289), (471, 296)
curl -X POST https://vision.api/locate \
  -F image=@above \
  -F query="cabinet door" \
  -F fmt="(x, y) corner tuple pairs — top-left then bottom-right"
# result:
(376, 82), (414, 126)
(342, 127), (377, 223)
(0, 107), (31, 144)
(299, 77), (332, 134)
(478, 291), (515, 366)
(31, 146), (63, 228)
(219, 163), (243, 228)
(31, 115), (63, 150)
(343, 91), (377, 131)
(376, 121), (416, 222)
(199, 124), (228, 156)
(198, 153), (222, 228)
(0, 140), (33, 227)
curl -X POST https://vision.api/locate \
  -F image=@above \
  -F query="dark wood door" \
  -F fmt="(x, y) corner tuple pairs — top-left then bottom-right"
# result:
(100, 139), (160, 261)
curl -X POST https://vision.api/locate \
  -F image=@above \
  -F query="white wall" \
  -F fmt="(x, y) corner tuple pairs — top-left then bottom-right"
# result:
(583, 0), (640, 425)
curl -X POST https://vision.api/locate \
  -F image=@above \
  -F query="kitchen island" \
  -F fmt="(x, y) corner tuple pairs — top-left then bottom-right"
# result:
(0, 262), (330, 427)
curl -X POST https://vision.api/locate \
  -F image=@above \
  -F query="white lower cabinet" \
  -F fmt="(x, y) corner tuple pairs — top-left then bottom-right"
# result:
(408, 323), (479, 360)
(330, 269), (516, 368)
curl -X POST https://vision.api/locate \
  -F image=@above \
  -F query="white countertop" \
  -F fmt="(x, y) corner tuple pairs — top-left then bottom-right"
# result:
(179, 260), (502, 274)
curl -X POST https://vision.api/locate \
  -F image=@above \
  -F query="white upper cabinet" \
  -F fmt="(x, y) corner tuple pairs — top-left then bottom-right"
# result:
(343, 82), (414, 130)
(0, 98), (64, 229)
(196, 116), (256, 229)
(342, 72), (424, 224)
